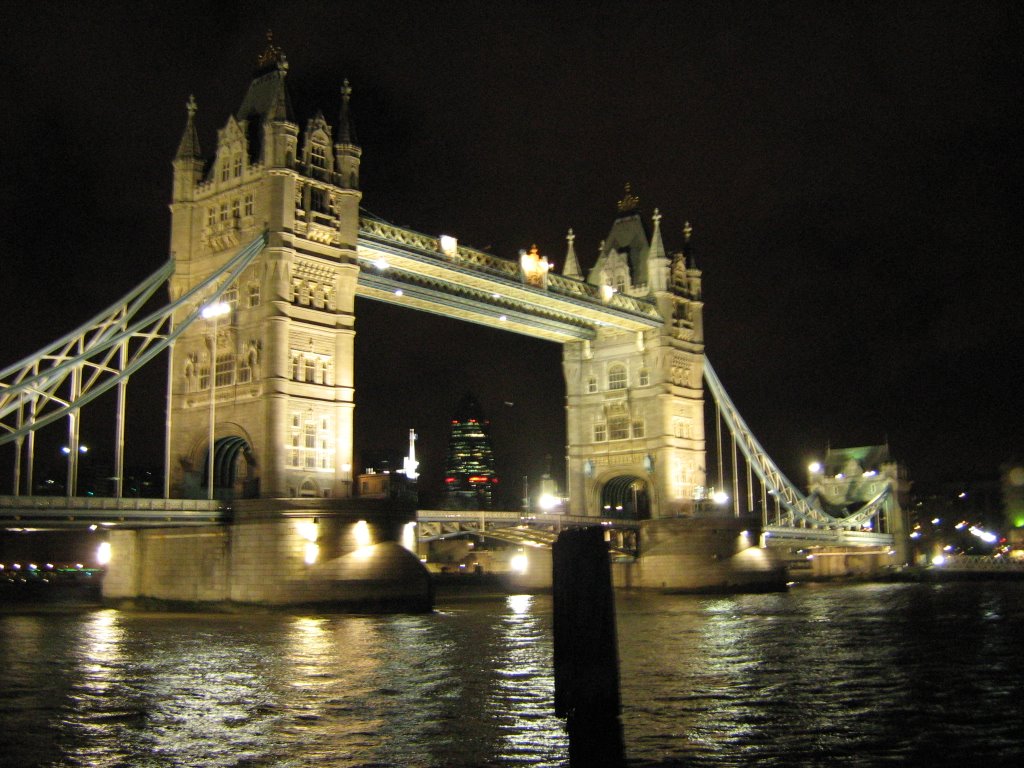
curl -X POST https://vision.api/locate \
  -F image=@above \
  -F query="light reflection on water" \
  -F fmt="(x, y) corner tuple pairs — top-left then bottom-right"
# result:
(1, 582), (1023, 766)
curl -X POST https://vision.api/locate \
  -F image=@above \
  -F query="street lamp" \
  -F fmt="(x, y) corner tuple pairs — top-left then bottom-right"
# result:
(201, 301), (230, 500)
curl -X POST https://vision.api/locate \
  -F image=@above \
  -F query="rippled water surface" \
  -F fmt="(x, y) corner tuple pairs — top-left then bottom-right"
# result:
(2, 582), (1023, 767)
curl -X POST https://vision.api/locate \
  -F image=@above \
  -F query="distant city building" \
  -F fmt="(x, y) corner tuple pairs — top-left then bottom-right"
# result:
(443, 394), (498, 509)
(1001, 460), (1024, 531)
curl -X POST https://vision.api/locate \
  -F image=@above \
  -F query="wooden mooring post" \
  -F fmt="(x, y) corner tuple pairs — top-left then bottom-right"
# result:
(552, 526), (626, 767)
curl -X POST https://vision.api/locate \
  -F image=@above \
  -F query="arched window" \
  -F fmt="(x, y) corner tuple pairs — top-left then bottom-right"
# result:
(608, 364), (627, 390)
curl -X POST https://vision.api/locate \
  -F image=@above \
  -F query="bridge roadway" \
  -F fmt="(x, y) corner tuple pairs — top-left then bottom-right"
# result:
(355, 217), (663, 343)
(1, 497), (893, 554)
(0, 497), (640, 553)
(0, 495), (223, 529)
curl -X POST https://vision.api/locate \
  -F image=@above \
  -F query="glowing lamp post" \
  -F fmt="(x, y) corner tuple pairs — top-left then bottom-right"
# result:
(201, 301), (231, 500)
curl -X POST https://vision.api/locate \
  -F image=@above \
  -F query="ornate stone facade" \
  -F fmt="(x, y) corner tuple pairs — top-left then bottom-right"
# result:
(563, 192), (707, 518)
(167, 46), (362, 499)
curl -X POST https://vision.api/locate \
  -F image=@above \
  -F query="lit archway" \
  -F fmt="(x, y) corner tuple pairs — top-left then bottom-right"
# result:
(599, 475), (650, 519)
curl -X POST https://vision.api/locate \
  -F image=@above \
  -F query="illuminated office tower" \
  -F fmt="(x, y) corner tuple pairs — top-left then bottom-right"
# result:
(443, 394), (498, 509)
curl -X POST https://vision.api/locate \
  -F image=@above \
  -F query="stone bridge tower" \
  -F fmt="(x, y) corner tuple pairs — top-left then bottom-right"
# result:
(167, 40), (361, 499)
(563, 187), (706, 518)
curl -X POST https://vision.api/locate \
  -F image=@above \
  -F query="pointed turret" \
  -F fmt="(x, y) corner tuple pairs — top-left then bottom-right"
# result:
(562, 228), (582, 279)
(334, 79), (362, 190)
(647, 208), (670, 292)
(172, 95), (204, 202)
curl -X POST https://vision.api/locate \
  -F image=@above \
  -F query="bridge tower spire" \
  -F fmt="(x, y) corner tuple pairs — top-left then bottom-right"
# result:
(166, 40), (362, 500)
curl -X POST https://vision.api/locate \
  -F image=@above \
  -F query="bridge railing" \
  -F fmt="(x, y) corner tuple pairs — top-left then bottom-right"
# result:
(0, 496), (222, 513)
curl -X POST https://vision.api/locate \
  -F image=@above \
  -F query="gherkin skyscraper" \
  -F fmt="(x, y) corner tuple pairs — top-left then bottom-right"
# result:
(443, 393), (498, 508)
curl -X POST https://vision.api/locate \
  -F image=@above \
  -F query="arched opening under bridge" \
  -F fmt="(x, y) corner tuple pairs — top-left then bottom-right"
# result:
(600, 475), (650, 520)
(203, 436), (258, 500)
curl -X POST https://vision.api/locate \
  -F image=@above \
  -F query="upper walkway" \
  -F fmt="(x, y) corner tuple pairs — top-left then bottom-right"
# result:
(355, 216), (663, 343)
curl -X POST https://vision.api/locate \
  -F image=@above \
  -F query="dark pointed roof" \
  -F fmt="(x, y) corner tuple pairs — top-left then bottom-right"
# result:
(237, 33), (294, 124)
(602, 184), (651, 281)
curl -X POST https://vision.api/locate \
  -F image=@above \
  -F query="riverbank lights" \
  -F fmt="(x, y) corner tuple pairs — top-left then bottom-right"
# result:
(296, 519), (319, 565)
(401, 522), (417, 552)
(96, 541), (111, 566)
(353, 519), (372, 548)
(510, 551), (528, 574)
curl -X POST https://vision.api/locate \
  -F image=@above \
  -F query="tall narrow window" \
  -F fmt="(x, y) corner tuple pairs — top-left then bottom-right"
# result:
(247, 283), (260, 308)
(233, 154), (242, 177)
(215, 353), (234, 387)
(244, 193), (254, 217)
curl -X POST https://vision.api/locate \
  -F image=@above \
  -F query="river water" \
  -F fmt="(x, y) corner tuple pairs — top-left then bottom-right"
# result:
(1, 582), (1022, 767)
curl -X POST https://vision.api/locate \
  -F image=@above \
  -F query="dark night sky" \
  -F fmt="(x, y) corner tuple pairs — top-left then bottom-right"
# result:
(1, 1), (1021, 502)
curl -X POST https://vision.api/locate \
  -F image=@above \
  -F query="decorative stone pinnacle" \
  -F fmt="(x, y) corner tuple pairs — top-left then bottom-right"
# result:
(652, 208), (662, 226)
(342, 79), (352, 101)
(683, 221), (693, 242)
(186, 94), (197, 117)
(566, 228), (575, 244)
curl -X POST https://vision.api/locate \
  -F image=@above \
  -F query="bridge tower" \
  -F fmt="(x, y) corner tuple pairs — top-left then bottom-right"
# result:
(563, 187), (706, 518)
(167, 39), (361, 499)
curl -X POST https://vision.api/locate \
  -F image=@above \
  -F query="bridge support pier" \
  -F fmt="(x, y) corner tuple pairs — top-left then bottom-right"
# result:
(102, 499), (431, 611)
(614, 516), (788, 593)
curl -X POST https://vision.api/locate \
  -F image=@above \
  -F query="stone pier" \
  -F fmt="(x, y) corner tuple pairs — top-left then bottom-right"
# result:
(103, 499), (432, 611)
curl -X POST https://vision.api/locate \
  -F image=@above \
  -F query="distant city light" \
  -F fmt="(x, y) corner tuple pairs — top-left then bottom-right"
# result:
(969, 526), (997, 544)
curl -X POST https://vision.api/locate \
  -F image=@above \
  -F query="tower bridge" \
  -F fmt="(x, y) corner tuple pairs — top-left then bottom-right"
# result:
(0, 45), (909, 606)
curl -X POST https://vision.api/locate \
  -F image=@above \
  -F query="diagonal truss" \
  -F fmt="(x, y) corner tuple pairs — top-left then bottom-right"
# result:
(0, 234), (267, 447)
(703, 356), (892, 530)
